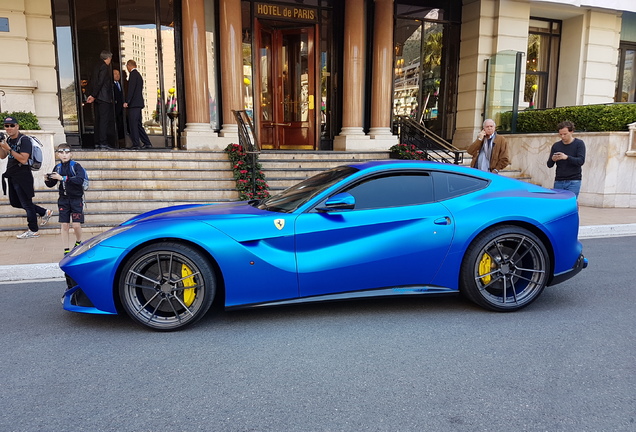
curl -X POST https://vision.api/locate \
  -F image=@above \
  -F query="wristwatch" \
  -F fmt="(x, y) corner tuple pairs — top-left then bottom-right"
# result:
(492, 169), (499, 173)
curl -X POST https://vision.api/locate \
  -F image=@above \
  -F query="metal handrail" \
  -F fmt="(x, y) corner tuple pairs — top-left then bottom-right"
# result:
(232, 110), (260, 153)
(394, 116), (464, 165)
(232, 110), (260, 198)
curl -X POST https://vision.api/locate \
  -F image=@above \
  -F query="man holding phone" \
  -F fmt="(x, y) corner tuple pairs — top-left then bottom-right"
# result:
(467, 118), (510, 174)
(547, 121), (586, 198)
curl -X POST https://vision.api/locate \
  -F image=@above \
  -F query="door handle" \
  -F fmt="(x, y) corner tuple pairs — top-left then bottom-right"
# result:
(272, 123), (292, 126)
(308, 95), (314, 109)
(434, 217), (451, 225)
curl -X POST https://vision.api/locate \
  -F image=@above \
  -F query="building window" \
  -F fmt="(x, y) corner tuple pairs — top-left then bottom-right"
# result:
(393, 2), (461, 140)
(615, 42), (636, 102)
(525, 18), (561, 110)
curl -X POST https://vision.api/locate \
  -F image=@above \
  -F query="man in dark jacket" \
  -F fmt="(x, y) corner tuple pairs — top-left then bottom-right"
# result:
(124, 59), (153, 149)
(113, 68), (126, 147)
(0, 116), (52, 239)
(86, 50), (115, 150)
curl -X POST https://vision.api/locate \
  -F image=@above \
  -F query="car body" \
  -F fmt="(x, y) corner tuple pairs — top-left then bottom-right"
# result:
(60, 160), (587, 330)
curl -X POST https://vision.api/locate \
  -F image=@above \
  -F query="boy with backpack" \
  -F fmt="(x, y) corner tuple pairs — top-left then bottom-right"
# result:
(0, 116), (52, 239)
(45, 143), (88, 254)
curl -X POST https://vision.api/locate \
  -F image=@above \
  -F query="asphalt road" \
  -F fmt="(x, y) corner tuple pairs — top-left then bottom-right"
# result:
(1, 237), (634, 432)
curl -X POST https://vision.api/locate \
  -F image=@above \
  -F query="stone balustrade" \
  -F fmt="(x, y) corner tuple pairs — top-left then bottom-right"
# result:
(506, 130), (636, 208)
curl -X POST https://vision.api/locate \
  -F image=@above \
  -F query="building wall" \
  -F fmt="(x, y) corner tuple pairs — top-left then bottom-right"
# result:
(0, 0), (64, 142)
(455, 0), (530, 148)
(455, 0), (625, 147)
(556, 14), (585, 106)
(578, 10), (622, 105)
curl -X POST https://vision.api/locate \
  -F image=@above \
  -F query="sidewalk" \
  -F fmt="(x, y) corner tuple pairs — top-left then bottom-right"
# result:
(1, 205), (636, 282)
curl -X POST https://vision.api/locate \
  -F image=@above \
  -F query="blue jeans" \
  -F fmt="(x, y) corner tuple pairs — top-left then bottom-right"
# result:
(554, 180), (582, 198)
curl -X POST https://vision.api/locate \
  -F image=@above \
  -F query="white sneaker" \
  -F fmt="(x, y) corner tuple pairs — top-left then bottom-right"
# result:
(40, 209), (53, 226)
(17, 230), (40, 239)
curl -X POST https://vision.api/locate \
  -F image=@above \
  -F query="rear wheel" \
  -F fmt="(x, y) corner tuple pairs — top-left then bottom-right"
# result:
(460, 226), (549, 311)
(119, 242), (216, 331)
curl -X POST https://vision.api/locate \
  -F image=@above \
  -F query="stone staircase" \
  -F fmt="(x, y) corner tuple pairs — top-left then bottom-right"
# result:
(259, 150), (391, 192)
(1, 148), (534, 238)
(1, 150), (238, 237)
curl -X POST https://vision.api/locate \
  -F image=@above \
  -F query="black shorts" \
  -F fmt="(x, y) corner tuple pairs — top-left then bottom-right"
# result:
(58, 197), (84, 224)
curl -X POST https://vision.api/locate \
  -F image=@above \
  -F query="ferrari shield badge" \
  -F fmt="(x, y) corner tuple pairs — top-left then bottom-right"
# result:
(274, 219), (285, 230)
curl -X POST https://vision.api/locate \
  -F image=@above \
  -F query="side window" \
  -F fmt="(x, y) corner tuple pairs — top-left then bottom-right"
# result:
(343, 173), (434, 210)
(432, 171), (487, 200)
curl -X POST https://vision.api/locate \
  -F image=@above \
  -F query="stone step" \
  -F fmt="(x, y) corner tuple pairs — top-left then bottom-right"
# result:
(1, 199), (218, 217)
(87, 169), (234, 180)
(259, 168), (325, 179)
(88, 178), (236, 189)
(70, 149), (228, 161)
(82, 189), (238, 201)
(79, 159), (231, 170)
(258, 150), (390, 161)
(260, 160), (380, 169)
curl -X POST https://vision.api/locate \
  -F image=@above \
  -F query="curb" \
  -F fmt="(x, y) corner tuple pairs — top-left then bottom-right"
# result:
(578, 223), (636, 239)
(2, 224), (635, 283)
(0, 263), (64, 283)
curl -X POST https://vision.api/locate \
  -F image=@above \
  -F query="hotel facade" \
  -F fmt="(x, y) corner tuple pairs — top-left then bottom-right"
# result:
(1, 0), (636, 152)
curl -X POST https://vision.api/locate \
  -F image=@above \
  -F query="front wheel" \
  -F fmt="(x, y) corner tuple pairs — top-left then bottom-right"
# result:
(118, 242), (216, 331)
(460, 226), (549, 311)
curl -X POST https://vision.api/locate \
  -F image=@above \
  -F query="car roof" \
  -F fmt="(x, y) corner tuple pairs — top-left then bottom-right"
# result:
(346, 159), (475, 175)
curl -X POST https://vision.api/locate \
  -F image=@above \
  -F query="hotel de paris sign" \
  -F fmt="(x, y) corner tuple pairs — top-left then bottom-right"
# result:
(255, 2), (318, 22)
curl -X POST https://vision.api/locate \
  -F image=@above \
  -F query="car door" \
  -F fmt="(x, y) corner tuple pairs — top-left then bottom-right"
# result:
(294, 172), (455, 297)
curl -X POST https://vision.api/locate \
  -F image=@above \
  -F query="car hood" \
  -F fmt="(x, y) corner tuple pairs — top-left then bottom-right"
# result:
(122, 202), (264, 224)
(121, 201), (293, 242)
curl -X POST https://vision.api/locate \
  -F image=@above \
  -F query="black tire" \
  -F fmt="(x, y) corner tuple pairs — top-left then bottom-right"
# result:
(118, 242), (216, 331)
(460, 226), (549, 311)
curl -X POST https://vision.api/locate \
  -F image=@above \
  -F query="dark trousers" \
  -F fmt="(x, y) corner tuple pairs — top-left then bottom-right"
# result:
(128, 107), (151, 147)
(115, 108), (125, 141)
(94, 99), (115, 148)
(9, 180), (46, 232)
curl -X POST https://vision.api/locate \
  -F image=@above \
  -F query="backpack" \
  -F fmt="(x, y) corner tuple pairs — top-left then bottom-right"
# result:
(55, 160), (89, 191)
(17, 135), (43, 171)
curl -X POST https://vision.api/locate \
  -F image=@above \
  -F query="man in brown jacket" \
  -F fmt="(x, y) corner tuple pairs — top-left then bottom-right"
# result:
(467, 119), (510, 174)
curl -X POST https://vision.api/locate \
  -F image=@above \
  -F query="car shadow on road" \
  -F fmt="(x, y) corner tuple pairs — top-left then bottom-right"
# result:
(198, 293), (480, 329)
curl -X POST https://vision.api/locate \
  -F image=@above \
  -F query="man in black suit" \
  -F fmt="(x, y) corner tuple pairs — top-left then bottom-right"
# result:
(124, 59), (152, 149)
(86, 50), (115, 150)
(113, 69), (126, 148)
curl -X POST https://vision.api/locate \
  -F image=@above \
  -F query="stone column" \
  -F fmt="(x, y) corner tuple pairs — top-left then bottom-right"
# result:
(334, 0), (368, 150)
(368, 0), (397, 146)
(218, 0), (242, 138)
(182, 0), (215, 149)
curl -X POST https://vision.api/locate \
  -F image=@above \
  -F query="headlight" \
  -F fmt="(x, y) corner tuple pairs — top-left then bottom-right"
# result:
(69, 226), (133, 257)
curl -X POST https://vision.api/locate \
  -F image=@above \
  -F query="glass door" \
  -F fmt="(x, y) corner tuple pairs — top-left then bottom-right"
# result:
(52, 0), (177, 148)
(255, 21), (317, 150)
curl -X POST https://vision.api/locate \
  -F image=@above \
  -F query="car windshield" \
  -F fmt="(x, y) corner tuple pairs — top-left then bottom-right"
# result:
(258, 166), (359, 213)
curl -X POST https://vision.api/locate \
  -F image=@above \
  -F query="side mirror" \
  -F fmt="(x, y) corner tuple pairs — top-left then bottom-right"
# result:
(315, 192), (356, 212)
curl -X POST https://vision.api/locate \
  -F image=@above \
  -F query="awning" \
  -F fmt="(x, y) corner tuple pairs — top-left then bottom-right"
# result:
(531, 0), (636, 13)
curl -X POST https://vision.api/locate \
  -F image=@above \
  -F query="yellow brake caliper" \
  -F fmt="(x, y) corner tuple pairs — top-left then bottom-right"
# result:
(181, 264), (196, 307)
(478, 253), (492, 284)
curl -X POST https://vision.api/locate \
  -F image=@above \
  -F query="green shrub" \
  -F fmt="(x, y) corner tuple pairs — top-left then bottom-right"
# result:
(499, 104), (636, 133)
(0, 111), (41, 130)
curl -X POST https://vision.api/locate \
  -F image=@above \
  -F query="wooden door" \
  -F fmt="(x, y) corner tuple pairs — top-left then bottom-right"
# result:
(255, 23), (317, 150)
